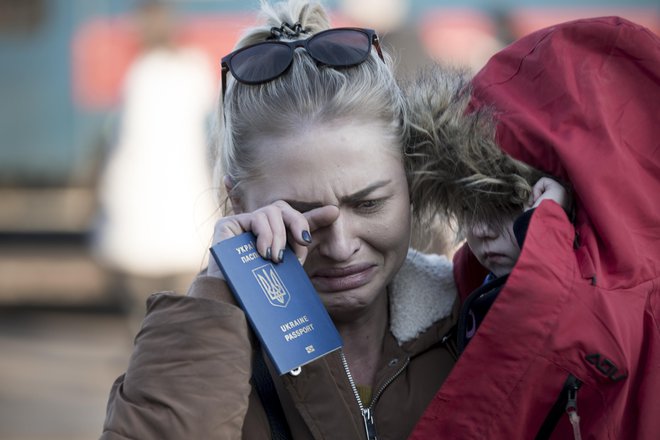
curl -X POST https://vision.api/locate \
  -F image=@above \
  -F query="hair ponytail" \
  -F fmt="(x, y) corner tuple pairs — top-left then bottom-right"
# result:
(233, 0), (330, 49)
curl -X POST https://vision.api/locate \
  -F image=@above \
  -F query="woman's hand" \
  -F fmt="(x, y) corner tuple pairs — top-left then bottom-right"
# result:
(208, 201), (339, 279)
(529, 177), (569, 210)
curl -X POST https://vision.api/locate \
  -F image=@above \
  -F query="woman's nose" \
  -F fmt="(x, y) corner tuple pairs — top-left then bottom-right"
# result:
(316, 213), (360, 261)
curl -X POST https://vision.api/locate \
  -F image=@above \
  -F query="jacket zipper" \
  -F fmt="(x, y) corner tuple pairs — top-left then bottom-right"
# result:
(565, 380), (583, 440)
(340, 350), (410, 440)
(535, 374), (583, 440)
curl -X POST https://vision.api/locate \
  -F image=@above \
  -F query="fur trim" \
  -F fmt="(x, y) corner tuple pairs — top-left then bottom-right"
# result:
(403, 64), (542, 233)
(389, 249), (456, 344)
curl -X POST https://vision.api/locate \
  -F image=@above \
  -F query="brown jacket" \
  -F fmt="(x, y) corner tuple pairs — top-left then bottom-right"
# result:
(101, 250), (457, 440)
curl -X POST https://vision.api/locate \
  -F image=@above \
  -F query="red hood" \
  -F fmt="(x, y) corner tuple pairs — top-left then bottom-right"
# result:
(468, 16), (660, 289)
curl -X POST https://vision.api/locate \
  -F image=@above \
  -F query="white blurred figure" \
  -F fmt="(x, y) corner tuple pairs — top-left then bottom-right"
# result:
(94, 0), (218, 309)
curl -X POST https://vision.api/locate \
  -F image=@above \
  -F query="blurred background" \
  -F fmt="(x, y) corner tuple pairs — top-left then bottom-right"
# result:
(0, 0), (657, 438)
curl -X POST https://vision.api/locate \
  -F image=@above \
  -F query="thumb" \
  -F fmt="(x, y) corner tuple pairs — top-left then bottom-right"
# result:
(290, 242), (309, 266)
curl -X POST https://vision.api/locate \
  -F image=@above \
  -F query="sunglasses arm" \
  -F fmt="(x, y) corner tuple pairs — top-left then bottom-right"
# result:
(221, 63), (229, 102)
(372, 35), (384, 62)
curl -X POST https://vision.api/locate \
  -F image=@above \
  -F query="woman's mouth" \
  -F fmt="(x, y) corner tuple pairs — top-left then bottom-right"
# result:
(309, 263), (377, 292)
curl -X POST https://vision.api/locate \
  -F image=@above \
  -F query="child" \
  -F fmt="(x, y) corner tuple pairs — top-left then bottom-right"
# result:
(460, 177), (570, 352)
(404, 16), (660, 439)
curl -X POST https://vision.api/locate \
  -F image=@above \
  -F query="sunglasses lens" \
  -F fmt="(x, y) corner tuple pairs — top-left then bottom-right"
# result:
(229, 43), (293, 84)
(308, 29), (371, 67)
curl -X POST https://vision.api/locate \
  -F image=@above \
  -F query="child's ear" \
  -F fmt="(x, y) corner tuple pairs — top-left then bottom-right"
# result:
(223, 175), (244, 214)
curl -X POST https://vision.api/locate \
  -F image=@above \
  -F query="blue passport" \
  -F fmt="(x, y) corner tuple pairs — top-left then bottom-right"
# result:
(210, 232), (343, 375)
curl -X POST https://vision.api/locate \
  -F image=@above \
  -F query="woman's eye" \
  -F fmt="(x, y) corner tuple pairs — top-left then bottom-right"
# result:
(356, 199), (385, 213)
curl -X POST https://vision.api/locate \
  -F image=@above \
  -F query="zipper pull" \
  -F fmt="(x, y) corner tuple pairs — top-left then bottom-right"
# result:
(565, 385), (582, 440)
(362, 408), (378, 440)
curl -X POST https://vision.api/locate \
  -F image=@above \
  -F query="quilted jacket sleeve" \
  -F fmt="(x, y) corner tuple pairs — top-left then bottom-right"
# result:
(100, 275), (252, 440)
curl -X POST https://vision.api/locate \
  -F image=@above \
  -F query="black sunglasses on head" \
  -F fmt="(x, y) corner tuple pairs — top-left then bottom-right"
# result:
(221, 27), (384, 101)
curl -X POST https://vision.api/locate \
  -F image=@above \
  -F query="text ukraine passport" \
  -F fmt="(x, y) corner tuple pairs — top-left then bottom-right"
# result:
(210, 232), (343, 375)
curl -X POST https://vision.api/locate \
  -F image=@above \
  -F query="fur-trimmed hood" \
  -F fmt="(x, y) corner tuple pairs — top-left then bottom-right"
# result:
(403, 65), (542, 233)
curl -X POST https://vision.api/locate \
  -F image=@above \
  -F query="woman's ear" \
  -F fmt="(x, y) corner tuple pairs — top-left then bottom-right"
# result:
(223, 175), (243, 214)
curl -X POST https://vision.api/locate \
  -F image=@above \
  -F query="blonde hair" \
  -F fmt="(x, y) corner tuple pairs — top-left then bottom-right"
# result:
(404, 64), (544, 236)
(212, 0), (404, 209)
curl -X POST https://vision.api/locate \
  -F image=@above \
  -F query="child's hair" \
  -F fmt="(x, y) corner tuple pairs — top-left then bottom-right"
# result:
(212, 0), (405, 210)
(403, 64), (545, 237)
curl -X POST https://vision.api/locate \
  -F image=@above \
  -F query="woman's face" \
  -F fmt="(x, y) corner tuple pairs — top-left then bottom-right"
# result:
(238, 121), (411, 319)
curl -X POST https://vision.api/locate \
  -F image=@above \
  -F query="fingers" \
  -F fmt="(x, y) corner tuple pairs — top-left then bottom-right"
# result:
(208, 217), (250, 279)
(211, 201), (334, 265)
(288, 205), (340, 265)
(213, 216), (250, 242)
(305, 205), (340, 232)
(280, 205), (339, 265)
(531, 177), (550, 204)
(530, 177), (568, 210)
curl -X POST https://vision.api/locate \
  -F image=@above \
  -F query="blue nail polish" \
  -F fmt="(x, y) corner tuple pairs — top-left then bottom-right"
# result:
(302, 230), (312, 243)
(278, 249), (285, 262)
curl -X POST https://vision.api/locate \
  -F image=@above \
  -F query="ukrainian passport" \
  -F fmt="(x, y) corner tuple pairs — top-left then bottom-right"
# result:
(210, 232), (343, 375)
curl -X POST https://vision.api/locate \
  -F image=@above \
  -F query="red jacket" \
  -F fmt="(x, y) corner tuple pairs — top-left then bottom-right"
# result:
(410, 17), (660, 439)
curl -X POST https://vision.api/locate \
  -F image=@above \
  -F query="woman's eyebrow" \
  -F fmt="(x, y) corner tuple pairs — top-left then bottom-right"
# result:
(340, 180), (391, 204)
(284, 180), (391, 212)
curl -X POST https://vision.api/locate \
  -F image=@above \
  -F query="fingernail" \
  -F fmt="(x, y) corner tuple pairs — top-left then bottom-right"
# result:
(302, 230), (312, 243)
(278, 249), (285, 262)
(266, 247), (272, 259)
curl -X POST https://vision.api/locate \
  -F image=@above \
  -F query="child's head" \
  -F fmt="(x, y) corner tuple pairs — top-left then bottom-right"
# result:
(465, 217), (520, 277)
(467, 177), (569, 276)
(403, 65), (578, 277)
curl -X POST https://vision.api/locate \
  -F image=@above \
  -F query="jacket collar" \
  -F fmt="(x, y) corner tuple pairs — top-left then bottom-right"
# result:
(389, 249), (457, 344)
